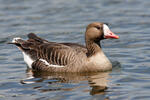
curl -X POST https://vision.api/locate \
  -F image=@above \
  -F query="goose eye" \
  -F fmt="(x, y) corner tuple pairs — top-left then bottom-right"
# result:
(96, 26), (101, 30)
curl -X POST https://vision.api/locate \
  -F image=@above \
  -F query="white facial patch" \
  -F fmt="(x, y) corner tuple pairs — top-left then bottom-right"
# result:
(103, 24), (111, 36)
(39, 59), (65, 68)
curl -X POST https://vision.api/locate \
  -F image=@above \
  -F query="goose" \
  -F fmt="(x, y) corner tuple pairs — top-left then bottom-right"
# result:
(9, 22), (119, 72)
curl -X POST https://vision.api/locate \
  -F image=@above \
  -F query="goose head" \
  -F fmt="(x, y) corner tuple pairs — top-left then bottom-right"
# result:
(85, 22), (119, 43)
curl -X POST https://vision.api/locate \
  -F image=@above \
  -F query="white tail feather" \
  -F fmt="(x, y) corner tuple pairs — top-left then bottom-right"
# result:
(12, 37), (22, 43)
(22, 52), (34, 68)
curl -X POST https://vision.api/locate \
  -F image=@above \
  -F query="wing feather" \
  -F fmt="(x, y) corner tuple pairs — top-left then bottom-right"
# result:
(36, 43), (77, 66)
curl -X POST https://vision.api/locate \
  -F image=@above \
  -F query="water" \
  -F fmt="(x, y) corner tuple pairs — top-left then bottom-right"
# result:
(0, 0), (150, 99)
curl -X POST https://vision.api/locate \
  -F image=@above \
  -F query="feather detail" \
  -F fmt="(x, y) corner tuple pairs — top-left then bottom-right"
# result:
(39, 59), (65, 68)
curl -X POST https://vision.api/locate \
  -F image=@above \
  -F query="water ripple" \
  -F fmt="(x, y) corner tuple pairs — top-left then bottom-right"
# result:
(1, 0), (150, 100)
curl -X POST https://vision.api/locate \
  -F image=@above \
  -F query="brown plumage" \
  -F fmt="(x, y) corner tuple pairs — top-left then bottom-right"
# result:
(9, 22), (119, 72)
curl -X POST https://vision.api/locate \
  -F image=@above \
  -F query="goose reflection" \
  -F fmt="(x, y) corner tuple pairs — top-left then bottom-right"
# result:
(21, 69), (111, 96)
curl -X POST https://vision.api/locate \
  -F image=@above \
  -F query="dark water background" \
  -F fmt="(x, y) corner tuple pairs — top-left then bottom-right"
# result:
(1, 0), (150, 100)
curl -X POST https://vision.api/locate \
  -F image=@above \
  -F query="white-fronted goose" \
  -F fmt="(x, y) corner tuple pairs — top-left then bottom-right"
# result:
(9, 22), (119, 72)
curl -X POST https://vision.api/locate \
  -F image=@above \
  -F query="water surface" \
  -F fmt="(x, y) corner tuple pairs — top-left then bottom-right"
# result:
(1, 0), (150, 100)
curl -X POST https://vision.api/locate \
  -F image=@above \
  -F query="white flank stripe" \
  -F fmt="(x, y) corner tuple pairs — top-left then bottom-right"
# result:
(22, 52), (34, 68)
(39, 59), (65, 68)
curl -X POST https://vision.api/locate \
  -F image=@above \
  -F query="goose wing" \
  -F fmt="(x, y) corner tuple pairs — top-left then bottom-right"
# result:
(35, 43), (79, 67)
(28, 33), (87, 53)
